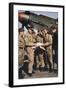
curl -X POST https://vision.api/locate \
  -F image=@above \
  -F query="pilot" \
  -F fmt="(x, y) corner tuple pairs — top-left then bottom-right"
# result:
(34, 30), (45, 71)
(51, 25), (58, 72)
(25, 24), (36, 76)
(18, 28), (25, 66)
(42, 27), (53, 72)
(18, 28), (25, 78)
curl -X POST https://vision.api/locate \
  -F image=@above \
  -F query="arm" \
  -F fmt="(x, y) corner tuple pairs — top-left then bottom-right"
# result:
(43, 35), (52, 47)
(26, 43), (36, 47)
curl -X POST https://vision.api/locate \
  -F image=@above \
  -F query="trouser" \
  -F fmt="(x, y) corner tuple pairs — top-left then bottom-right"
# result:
(36, 54), (45, 68)
(18, 48), (25, 78)
(18, 48), (25, 65)
(34, 47), (45, 69)
(26, 47), (34, 73)
(48, 53), (53, 69)
(44, 50), (52, 69)
(53, 49), (58, 70)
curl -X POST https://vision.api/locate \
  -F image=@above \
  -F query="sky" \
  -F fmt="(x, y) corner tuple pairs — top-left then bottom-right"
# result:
(19, 10), (58, 19)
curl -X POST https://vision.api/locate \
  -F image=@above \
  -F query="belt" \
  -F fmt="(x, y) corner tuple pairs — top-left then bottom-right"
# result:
(26, 45), (34, 47)
(19, 47), (23, 49)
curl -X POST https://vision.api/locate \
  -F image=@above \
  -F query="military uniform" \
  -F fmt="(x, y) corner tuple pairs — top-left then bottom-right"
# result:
(18, 34), (25, 65)
(44, 34), (53, 69)
(35, 34), (45, 69)
(52, 31), (58, 70)
(25, 32), (36, 74)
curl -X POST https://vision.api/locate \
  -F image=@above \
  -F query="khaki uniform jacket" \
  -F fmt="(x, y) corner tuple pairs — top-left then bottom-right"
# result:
(44, 34), (52, 58)
(36, 35), (43, 43)
(25, 32), (36, 46)
(18, 35), (25, 48)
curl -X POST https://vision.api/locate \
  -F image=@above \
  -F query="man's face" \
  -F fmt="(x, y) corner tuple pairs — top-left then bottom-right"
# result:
(44, 29), (48, 34)
(42, 29), (48, 37)
(20, 31), (24, 37)
(38, 30), (42, 35)
(52, 29), (56, 33)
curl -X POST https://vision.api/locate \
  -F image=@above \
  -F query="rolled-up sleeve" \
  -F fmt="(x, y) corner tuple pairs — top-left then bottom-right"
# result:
(48, 35), (52, 45)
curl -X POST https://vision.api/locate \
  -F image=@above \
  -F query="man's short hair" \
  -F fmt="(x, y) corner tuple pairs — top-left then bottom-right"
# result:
(43, 26), (48, 31)
(50, 24), (58, 30)
(19, 28), (24, 34)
